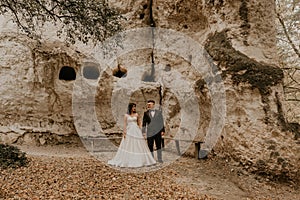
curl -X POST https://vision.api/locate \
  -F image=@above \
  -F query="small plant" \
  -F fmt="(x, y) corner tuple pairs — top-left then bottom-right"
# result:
(0, 144), (29, 169)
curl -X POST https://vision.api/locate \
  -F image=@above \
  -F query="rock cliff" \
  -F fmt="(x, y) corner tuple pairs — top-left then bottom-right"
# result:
(0, 0), (298, 181)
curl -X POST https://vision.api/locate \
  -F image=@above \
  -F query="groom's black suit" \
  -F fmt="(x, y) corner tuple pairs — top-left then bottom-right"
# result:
(142, 109), (165, 162)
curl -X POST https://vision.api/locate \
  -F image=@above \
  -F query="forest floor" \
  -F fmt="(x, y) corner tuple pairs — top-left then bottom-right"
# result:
(0, 140), (299, 200)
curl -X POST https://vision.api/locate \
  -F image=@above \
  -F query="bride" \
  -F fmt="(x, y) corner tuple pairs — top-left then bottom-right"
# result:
(108, 103), (156, 168)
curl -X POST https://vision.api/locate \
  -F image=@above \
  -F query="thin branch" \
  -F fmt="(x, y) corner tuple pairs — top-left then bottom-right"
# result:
(33, 0), (58, 21)
(286, 99), (300, 102)
(284, 85), (300, 89)
(287, 72), (300, 86)
(4, 1), (27, 31)
(282, 67), (300, 70)
(275, 6), (300, 58)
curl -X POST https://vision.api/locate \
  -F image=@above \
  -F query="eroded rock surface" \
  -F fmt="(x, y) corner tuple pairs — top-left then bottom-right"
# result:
(0, 0), (299, 182)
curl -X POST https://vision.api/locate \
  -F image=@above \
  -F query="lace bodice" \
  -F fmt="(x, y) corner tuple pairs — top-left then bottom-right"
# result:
(127, 115), (137, 124)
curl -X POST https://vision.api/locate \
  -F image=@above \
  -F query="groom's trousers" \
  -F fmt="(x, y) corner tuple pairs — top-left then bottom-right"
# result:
(147, 133), (162, 162)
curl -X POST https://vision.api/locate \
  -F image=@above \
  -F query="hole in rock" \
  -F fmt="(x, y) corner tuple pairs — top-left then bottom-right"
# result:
(140, 13), (145, 19)
(113, 65), (127, 78)
(83, 66), (100, 80)
(59, 66), (76, 81)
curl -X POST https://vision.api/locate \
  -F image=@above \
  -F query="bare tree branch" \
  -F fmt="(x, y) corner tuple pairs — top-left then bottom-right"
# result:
(275, 5), (300, 58)
(286, 99), (300, 102)
(0, 0), (123, 44)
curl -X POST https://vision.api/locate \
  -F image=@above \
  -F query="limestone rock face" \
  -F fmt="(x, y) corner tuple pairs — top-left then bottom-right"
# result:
(0, 33), (82, 144)
(0, 0), (298, 181)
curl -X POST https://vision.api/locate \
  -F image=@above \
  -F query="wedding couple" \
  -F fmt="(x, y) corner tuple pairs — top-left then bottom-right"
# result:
(108, 100), (165, 168)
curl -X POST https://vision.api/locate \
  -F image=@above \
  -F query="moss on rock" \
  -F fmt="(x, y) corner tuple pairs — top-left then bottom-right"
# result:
(204, 30), (284, 95)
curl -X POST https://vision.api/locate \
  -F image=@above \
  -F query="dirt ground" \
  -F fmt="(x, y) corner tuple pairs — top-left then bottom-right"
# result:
(1, 142), (299, 200)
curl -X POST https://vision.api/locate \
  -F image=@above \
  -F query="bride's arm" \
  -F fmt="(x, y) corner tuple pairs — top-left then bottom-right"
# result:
(123, 114), (127, 138)
(137, 114), (142, 128)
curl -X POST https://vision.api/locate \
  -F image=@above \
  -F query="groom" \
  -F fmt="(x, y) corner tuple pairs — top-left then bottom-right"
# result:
(142, 100), (165, 163)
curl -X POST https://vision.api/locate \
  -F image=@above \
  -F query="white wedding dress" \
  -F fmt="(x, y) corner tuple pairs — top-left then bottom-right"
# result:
(108, 115), (156, 168)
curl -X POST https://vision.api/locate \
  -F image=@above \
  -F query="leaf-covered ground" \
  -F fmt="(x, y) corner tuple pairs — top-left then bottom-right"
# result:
(0, 144), (299, 200)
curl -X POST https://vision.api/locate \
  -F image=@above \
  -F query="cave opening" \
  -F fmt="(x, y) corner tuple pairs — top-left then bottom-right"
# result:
(59, 66), (76, 81)
(83, 66), (100, 80)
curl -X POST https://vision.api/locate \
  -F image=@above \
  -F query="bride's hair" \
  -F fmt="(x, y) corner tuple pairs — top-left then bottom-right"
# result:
(127, 103), (136, 114)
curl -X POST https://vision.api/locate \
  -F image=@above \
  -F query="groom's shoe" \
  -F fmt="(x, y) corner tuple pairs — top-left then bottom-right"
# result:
(158, 160), (163, 163)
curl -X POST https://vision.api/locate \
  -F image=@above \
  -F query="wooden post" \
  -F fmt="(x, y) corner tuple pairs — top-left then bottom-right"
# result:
(175, 140), (181, 155)
(91, 140), (94, 153)
(194, 142), (201, 159)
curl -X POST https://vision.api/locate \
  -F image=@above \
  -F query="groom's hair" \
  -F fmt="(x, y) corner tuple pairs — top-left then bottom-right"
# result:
(147, 100), (155, 104)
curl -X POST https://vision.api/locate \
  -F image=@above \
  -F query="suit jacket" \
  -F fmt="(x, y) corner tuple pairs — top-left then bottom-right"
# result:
(142, 109), (165, 137)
